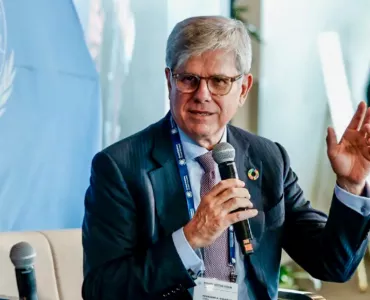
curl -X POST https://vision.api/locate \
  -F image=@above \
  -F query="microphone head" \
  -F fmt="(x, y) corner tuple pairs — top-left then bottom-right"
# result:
(9, 242), (36, 269)
(212, 142), (235, 164)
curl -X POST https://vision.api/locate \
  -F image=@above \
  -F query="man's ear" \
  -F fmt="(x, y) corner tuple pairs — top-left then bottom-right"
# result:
(238, 73), (253, 107)
(165, 68), (172, 97)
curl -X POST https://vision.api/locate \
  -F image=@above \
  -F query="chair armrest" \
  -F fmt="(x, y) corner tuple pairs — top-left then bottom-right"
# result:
(278, 288), (326, 299)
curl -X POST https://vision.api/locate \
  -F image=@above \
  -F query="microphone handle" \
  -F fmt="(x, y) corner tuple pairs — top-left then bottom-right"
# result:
(15, 267), (38, 300)
(219, 161), (254, 255)
(218, 161), (239, 180)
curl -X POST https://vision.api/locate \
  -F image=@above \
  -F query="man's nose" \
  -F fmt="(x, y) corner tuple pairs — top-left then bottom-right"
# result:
(193, 78), (211, 102)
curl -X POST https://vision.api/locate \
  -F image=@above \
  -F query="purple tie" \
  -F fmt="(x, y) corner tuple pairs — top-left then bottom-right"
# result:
(196, 151), (229, 281)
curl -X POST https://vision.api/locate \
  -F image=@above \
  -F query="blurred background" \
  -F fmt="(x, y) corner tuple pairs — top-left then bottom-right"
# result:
(0, 0), (369, 298)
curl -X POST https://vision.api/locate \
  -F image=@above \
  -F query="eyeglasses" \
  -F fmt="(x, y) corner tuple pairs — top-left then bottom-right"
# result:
(171, 71), (244, 96)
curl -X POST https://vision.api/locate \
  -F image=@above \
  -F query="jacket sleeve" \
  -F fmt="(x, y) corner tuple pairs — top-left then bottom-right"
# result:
(278, 143), (370, 282)
(82, 151), (194, 300)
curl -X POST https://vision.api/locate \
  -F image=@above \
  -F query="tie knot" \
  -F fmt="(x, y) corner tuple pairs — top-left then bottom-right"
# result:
(196, 151), (215, 173)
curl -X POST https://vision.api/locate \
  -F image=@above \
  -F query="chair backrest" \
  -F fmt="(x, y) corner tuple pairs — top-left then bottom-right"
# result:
(42, 229), (83, 300)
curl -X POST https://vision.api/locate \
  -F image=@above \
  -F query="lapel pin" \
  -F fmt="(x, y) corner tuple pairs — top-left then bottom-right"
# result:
(248, 168), (259, 180)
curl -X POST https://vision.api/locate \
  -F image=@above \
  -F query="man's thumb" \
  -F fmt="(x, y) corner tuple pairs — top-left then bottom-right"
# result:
(326, 127), (338, 155)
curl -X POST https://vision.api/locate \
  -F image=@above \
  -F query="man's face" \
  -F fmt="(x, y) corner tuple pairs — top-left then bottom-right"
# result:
(165, 49), (253, 144)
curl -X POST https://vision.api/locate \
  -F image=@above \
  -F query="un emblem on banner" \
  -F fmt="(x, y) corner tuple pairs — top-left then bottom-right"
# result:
(0, 0), (16, 118)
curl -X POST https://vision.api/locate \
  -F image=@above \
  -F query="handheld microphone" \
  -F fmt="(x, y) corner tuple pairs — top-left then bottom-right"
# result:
(212, 142), (254, 255)
(9, 242), (39, 300)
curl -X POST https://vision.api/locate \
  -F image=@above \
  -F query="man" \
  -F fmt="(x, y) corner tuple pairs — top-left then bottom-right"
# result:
(82, 16), (370, 299)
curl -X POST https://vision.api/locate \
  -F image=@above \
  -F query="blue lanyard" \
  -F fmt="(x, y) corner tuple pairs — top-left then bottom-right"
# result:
(169, 116), (236, 271)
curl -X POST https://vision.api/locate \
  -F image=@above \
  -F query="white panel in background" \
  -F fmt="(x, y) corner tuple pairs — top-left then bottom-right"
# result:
(317, 32), (353, 140)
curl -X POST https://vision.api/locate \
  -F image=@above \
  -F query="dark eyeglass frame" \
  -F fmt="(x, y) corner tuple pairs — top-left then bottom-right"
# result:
(170, 70), (244, 96)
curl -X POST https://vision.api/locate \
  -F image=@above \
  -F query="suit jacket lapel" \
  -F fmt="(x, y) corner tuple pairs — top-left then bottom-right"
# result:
(149, 115), (190, 237)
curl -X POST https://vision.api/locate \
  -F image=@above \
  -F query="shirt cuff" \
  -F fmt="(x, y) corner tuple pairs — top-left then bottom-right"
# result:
(335, 184), (370, 216)
(172, 227), (204, 275)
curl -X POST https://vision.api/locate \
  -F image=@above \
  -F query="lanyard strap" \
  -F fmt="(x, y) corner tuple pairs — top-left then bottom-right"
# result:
(169, 116), (236, 271)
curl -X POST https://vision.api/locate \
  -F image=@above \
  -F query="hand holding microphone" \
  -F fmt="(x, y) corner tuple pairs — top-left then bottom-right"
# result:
(184, 142), (257, 255)
(213, 142), (256, 255)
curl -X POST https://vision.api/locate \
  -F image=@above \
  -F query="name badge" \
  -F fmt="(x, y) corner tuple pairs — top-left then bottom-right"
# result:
(193, 278), (238, 300)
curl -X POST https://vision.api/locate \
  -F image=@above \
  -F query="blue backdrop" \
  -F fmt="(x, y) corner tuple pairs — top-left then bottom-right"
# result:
(0, 0), (102, 231)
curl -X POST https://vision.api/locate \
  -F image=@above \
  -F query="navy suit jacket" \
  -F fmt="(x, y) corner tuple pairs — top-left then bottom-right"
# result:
(82, 114), (370, 299)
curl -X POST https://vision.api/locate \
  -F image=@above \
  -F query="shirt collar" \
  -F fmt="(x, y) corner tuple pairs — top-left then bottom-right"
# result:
(178, 127), (227, 161)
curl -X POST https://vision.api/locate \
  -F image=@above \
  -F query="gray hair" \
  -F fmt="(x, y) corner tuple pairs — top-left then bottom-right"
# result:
(166, 16), (252, 74)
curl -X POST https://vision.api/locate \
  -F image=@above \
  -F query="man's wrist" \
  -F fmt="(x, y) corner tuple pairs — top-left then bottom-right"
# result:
(336, 177), (365, 196)
(172, 228), (204, 274)
(183, 224), (200, 250)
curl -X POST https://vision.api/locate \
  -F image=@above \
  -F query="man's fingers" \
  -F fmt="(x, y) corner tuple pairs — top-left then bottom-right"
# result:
(360, 108), (370, 135)
(223, 197), (253, 213)
(347, 101), (367, 130)
(360, 123), (370, 137)
(362, 106), (370, 126)
(326, 127), (338, 156)
(216, 187), (251, 205)
(208, 179), (245, 197)
(227, 209), (258, 225)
